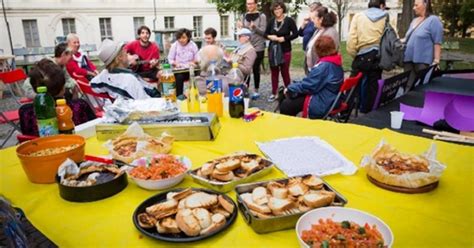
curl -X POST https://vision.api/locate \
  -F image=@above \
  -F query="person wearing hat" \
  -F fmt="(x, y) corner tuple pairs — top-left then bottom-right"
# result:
(346, 0), (389, 113)
(224, 28), (257, 82)
(89, 39), (160, 100)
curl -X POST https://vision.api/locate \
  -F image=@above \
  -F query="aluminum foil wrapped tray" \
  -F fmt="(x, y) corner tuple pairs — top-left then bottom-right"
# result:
(103, 98), (180, 124)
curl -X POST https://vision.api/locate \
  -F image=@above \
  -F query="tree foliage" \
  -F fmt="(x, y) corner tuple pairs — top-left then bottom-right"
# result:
(208, 0), (309, 23)
(328, 0), (351, 41)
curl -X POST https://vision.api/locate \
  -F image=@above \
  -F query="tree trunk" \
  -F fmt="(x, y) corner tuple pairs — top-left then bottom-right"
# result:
(398, 0), (414, 38)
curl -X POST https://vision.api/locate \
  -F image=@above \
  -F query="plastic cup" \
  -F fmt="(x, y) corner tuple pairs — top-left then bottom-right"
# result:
(390, 111), (404, 129)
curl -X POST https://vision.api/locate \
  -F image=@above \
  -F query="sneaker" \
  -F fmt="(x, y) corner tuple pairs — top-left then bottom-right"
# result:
(267, 94), (276, 102)
(251, 92), (260, 100)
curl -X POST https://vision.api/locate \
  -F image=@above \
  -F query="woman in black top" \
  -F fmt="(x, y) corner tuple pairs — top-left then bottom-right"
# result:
(265, 1), (298, 102)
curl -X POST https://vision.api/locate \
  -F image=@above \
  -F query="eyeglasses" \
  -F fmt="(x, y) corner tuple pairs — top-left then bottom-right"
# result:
(274, 6), (282, 10)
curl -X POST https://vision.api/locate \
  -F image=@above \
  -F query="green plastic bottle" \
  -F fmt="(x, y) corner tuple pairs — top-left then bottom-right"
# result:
(34, 86), (59, 136)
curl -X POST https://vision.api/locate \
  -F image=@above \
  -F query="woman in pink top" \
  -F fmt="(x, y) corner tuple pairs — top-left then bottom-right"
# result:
(167, 28), (198, 96)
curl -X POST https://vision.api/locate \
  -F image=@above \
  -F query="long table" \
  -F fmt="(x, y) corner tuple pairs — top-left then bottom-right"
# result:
(1, 113), (473, 247)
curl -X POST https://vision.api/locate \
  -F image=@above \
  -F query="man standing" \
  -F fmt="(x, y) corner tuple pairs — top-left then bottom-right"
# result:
(125, 25), (160, 82)
(237, 0), (266, 99)
(347, 0), (388, 113)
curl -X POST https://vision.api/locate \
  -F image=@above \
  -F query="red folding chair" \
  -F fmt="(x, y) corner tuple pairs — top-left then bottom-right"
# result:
(0, 110), (21, 148)
(323, 72), (363, 122)
(301, 72), (363, 122)
(0, 69), (32, 105)
(76, 79), (114, 117)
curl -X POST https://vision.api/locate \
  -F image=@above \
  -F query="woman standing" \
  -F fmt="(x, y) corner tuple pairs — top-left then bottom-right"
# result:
(305, 7), (339, 73)
(237, 0), (267, 99)
(265, 1), (298, 102)
(167, 28), (199, 96)
(404, 0), (443, 90)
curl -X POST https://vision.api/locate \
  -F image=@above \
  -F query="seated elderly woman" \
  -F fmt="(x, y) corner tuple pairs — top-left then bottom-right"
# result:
(19, 59), (96, 136)
(280, 36), (343, 119)
(195, 44), (245, 97)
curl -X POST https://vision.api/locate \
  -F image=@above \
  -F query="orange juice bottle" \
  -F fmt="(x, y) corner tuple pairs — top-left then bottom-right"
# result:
(160, 63), (177, 102)
(55, 99), (75, 134)
(206, 60), (223, 117)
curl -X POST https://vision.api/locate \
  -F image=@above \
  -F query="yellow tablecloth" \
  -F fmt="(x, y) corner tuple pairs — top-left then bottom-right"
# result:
(1, 113), (473, 247)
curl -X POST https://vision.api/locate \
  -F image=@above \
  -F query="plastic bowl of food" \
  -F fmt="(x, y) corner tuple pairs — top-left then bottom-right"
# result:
(126, 154), (191, 190)
(296, 207), (393, 248)
(16, 135), (85, 184)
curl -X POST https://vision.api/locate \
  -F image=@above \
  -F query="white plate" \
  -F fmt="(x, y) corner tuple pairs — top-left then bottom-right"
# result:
(126, 155), (191, 190)
(296, 207), (393, 248)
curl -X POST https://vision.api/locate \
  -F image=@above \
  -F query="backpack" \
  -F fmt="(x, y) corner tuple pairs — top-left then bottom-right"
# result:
(378, 16), (405, 71)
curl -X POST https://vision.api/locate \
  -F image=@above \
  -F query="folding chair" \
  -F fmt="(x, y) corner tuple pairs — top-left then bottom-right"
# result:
(0, 110), (21, 148)
(0, 69), (31, 105)
(301, 72), (363, 122)
(323, 72), (363, 122)
(76, 79), (114, 117)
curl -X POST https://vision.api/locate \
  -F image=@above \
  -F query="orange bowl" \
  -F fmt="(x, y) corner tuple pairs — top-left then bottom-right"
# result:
(16, 135), (85, 184)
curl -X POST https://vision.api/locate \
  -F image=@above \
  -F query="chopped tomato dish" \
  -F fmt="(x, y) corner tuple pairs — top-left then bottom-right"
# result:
(301, 218), (386, 248)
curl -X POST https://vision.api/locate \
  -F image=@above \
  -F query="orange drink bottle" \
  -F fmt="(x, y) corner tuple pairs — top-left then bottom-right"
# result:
(206, 60), (223, 117)
(55, 99), (75, 134)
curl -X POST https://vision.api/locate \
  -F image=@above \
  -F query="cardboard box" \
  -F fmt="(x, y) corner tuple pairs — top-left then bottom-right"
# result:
(95, 113), (220, 141)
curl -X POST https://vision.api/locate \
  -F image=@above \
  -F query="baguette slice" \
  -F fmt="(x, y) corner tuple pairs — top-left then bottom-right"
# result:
(303, 175), (324, 189)
(176, 209), (201, 236)
(252, 187), (269, 205)
(240, 193), (271, 214)
(215, 159), (241, 172)
(218, 195), (235, 214)
(268, 197), (295, 215)
(303, 190), (336, 208)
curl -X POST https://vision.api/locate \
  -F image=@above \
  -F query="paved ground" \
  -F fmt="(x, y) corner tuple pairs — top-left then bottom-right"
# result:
(0, 68), (308, 149)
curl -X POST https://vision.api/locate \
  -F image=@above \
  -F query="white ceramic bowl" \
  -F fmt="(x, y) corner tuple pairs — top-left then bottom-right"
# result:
(127, 155), (191, 190)
(296, 207), (394, 248)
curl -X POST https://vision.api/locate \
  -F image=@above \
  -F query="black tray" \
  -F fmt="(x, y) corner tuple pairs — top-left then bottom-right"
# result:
(56, 163), (128, 202)
(132, 187), (237, 243)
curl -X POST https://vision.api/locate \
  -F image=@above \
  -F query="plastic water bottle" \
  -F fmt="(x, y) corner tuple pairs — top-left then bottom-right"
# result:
(228, 62), (245, 118)
(56, 99), (75, 134)
(34, 86), (58, 136)
(206, 60), (223, 117)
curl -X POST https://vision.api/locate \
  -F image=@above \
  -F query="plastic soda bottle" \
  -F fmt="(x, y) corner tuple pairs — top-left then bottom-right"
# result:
(206, 60), (223, 117)
(34, 86), (58, 136)
(55, 99), (75, 134)
(187, 66), (200, 113)
(160, 63), (177, 102)
(228, 62), (245, 118)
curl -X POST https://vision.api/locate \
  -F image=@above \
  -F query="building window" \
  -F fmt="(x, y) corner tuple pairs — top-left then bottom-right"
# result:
(220, 15), (229, 38)
(164, 16), (174, 29)
(133, 17), (145, 35)
(62, 18), (76, 36)
(22, 20), (41, 47)
(193, 16), (203, 38)
(99, 18), (113, 41)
